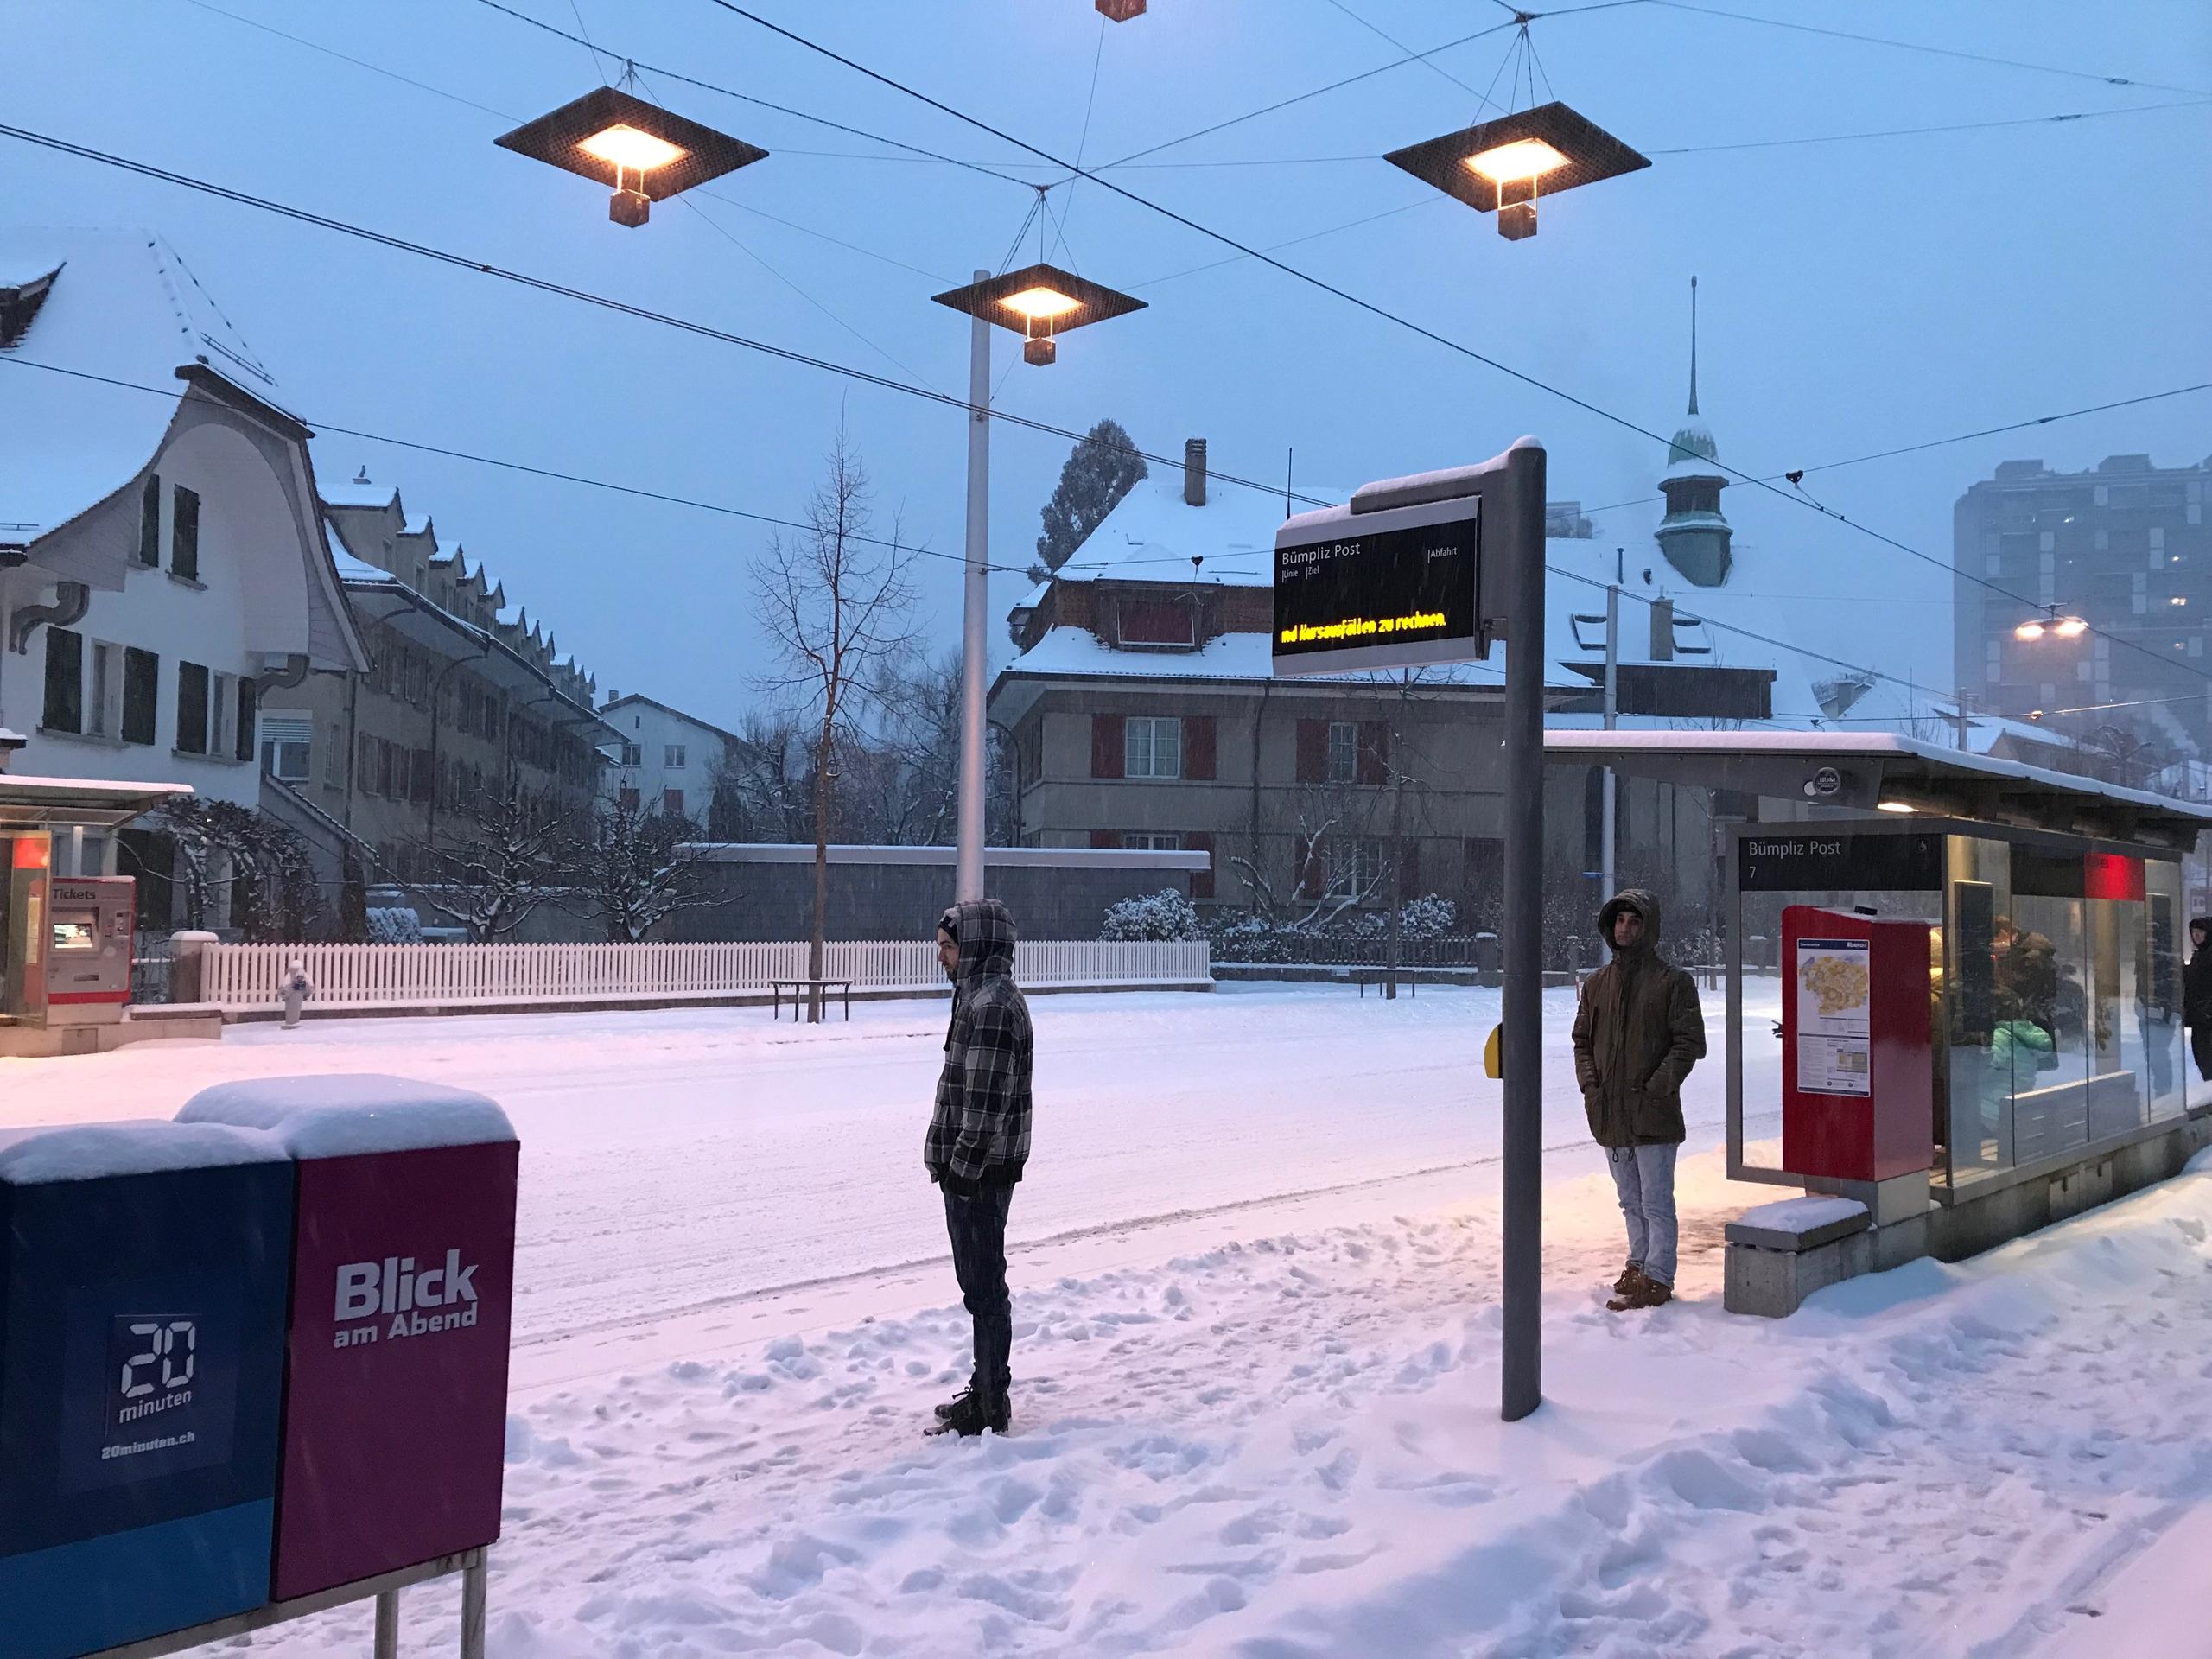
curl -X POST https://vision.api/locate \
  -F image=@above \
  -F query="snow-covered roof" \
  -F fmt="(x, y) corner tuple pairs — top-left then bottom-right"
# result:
(1049, 474), (1304, 591)
(0, 230), (285, 545)
(322, 467), (399, 510)
(1002, 626), (1505, 690)
(0, 1121), (285, 1185)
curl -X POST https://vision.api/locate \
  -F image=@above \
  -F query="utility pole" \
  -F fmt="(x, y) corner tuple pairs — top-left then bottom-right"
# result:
(1600, 547), (1620, 900)
(1952, 688), (1970, 751)
(956, 269), (990, 904)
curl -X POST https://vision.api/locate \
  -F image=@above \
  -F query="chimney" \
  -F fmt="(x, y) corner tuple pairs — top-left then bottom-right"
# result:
(1184, 437), (1207, 507)
(1649, 597), (1675, 662)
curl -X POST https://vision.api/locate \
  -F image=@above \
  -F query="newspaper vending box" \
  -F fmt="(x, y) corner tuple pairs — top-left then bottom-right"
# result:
(1781, 906), (1935, 1183)
(0, 1122), (292, 1659)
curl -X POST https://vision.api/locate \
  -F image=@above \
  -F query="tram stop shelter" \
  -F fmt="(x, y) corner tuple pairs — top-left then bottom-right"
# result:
(0, 765), (214, 1057)
(1548, 730), (2212, 1315)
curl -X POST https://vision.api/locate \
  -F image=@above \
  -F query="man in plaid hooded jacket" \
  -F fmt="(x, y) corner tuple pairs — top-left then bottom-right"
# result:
(924, 897), (1033, 1437)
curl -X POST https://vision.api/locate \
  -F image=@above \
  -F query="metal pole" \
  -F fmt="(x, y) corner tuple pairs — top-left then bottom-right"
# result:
(955, 268), (992, 904)
(459, 1553), (488, 1659)
(372, 1589), (399, 1659)
(1600, 576), (1618, 899)
(1500, 439), (1547, 1422)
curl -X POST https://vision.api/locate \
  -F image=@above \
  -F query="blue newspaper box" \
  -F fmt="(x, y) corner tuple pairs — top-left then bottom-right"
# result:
(0, 1122), (292, 1659)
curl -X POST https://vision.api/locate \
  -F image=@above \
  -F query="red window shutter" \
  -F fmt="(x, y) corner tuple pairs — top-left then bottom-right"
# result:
(1295, 720), (1326, 785)
(1184, 715), (1217, 780)
(1090, 829), (1122, 849)
(1357, 721), (1390, 785)
(1092, 714), (1123, 779)
(1185, 830), (1215, 900)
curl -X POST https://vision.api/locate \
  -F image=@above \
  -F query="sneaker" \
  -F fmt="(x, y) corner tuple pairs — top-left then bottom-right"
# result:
(1611, 1264), (1644, 1296)
(925, 1389), (1009, 1439)
(1606, 1276), (1675, 1313)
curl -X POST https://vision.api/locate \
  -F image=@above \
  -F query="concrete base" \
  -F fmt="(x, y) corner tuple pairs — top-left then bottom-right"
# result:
(0, 1007), (225, 1057)
(1725, 1111), (2212, 1318)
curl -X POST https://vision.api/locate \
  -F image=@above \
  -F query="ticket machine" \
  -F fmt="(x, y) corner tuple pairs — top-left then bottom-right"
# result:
(41, 876), (136, 1027)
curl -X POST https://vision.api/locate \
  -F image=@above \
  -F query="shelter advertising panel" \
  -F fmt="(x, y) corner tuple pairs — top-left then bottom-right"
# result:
(1780, 907), (1935, 1183)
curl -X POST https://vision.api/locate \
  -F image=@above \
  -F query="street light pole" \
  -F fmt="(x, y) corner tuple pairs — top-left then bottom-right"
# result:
(1600, 548), (1619, 899)
(956, 268), (991, 904)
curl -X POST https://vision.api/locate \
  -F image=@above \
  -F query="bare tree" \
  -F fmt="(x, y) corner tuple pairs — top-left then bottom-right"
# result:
(748, 421), (919, 1020)
(576, 799), (716, 942)
(409, 782), (574, 942)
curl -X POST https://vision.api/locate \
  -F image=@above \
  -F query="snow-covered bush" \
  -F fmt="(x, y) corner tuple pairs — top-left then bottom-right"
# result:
(1100, 889), (1206, 942)
(366, 906), (424, 944)
(1397, 894), (1457, 938)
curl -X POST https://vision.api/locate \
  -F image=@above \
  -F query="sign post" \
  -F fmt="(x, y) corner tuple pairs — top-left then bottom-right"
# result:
(1275, 439), (1548, 1421)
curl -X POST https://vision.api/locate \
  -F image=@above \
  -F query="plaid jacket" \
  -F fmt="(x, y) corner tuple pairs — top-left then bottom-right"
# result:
(925, 899), (1033, 1188)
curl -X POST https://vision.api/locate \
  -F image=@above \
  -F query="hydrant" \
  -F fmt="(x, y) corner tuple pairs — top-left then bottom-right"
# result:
(282, 957), (314, 1029)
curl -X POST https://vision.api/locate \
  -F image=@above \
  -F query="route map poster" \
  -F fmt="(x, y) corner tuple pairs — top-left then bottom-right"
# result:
(1795, 937), (1872, 1097)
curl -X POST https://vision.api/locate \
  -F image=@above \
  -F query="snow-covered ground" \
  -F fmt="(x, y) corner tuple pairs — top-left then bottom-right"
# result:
(4, 984), (2209, 1657)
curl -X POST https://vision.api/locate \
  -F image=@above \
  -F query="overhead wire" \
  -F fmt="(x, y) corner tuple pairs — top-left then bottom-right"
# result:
(695, 0), (2212, 691)
(1320, 0), (1499, 110)
(1049, 12), (1110, 265)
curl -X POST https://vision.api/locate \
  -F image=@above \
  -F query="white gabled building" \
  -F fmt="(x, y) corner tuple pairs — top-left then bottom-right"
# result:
(0, 229), (367, 888)
(597, 691), (744, 827)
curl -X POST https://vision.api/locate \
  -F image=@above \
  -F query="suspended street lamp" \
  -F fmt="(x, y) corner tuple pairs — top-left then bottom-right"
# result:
(1096, 0), (1147, 17)
(494, 86), (766, 228)
(1385, 101), (1649, 240)
(931, 262), (1146, 367)
(2016, 608), (2088, 641)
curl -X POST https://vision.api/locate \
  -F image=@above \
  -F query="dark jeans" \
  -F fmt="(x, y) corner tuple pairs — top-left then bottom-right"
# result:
(943, 1182), (1014, 1406)
(2193, 1020), (2212, 1084)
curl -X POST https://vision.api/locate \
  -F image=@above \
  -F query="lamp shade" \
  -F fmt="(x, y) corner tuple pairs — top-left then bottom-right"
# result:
(931, 263), (1147, 338)
(495, 86), (766, 204)
(1386, 101), (1649, 221)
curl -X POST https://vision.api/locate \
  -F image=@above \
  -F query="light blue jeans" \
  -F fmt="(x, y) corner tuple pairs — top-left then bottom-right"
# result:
(1607, 1143), (1679, 1287)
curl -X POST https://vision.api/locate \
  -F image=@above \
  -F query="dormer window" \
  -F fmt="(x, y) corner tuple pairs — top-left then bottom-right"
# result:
(1116, 596), (1196, 649)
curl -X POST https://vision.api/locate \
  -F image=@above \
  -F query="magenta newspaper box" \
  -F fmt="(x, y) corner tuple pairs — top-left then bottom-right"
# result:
(178, 1076), (518, 1602)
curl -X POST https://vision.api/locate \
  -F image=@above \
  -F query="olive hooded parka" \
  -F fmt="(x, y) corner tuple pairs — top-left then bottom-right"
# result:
(1570, 888), (1708, 1147)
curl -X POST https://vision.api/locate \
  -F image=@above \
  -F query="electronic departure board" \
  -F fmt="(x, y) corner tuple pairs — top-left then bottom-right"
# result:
(1274, 492), (1486, 675)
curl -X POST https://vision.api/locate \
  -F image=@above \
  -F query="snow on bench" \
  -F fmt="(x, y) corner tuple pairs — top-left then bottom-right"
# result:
(1725, 1195), (1872, 1253)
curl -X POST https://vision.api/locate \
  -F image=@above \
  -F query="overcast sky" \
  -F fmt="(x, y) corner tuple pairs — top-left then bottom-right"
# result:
(7, 0), (2208, 726)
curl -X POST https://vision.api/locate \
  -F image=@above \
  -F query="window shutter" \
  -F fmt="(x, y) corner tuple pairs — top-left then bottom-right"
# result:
(358, 734), (376, 794)
(1185, 830), (1215, 900)
(122, 648), (159, 746)
(137, 474), (161, 567)
(1398, 838), (1420, 896)
(235, 677), (257, 763)
(1357, 721), (1390, 785)
(1089, 829), (1122, 849)
(1295, 719), (1326, 785)
(41, 627), (83, 734)
(1183, 715), (1216, 780)
(412, 747), (435, 804)
(1091, 714), (1123, 779)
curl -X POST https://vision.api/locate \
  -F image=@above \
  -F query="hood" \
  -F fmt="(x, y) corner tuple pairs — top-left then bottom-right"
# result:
(2192, 916), (2212, 938)
(1597, 887), (1662, 955)
(939, 898), (1018, 984)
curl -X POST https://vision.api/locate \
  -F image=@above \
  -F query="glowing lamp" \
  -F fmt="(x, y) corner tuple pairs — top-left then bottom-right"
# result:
(1877, 800), (1918, 815)
(2054, 616), (2089, 638)
(1386, 101), (1649, 240)
(931, 262), (1146, 368)
(496, 86), (766, 228)
(2015, 620), (2047, 640)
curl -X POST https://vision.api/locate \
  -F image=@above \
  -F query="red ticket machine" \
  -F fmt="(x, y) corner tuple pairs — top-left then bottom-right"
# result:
(1781, 906), (1934, 1182)
(177, 1076), (518, 1602)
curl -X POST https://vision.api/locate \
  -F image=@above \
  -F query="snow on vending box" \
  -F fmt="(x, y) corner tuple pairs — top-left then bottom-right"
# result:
(0, 1122), (293, 1659)
(178, 1076), (519, 1602)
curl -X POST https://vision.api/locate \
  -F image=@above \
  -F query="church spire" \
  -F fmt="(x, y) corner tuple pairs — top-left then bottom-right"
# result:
(1688, 274), (1699, 417)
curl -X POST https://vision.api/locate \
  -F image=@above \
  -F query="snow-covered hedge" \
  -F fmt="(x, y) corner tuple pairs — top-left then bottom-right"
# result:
(365, 906), (425, 945)
(1099, 889), (1207, 942)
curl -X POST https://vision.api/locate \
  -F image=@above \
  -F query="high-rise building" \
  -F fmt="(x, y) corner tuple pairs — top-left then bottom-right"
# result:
(1954, 452), (2212, 753)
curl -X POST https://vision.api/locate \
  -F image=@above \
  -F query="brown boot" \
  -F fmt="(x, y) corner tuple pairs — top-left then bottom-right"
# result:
(1607, 1274), (1674, 1313)
(1611, 1263), (1644, 1296)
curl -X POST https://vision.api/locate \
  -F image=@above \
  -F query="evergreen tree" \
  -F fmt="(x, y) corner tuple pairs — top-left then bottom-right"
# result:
(1035, 418), (1147, 573)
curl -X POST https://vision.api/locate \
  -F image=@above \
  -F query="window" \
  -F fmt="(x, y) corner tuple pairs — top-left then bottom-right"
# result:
(170, 485), (200, 581)
(88, 640), (118, 737)
(618, 786), (640, 812)
(137, 474), (161, 567)
(42, 626), (83, 733)
(620, 742), (642, 767)
(1116, 598), (1196, 647)
(1124, 715), (1181, 779)
(664, 744), (687, 769)
(663, 788), (685, 817)
(259, 712), (313, 781)
(122, 648), (158, 745)
(175, 662), (209, 753)
(211, 672), (237, 759)
(1123, 831), (1180, 850)
(1326, 721), (1358, 785)
(1330, 836), (1388, 899)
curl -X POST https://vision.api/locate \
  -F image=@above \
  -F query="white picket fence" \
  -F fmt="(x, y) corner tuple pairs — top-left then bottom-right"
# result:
(193, 938), (1211, 1014)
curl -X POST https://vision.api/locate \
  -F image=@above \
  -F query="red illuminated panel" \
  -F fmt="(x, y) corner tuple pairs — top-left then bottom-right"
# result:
(2084, 854), (2145, 902)
(11, 837), (49, 870)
